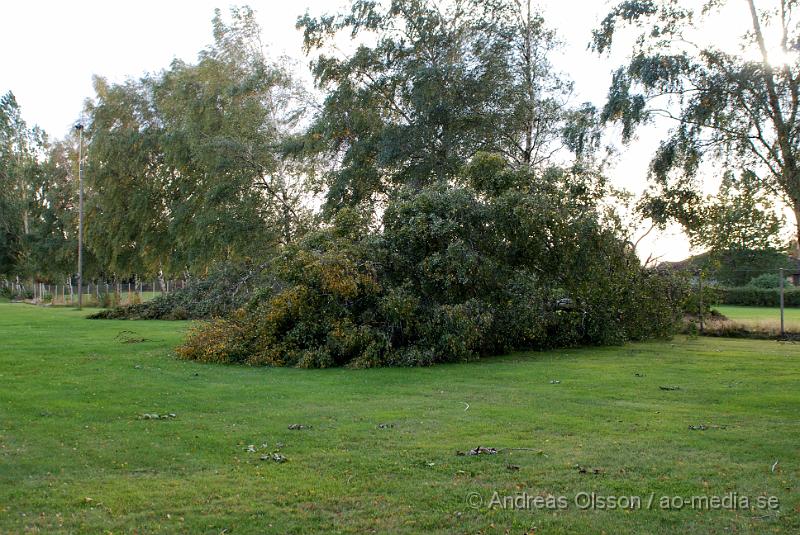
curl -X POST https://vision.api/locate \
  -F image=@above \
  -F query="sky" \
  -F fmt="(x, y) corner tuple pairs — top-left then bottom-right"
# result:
(0, 0), (765, 262)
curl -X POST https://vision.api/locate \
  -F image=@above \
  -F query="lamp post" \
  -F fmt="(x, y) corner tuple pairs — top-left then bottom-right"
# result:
(74, 122), (84, 310)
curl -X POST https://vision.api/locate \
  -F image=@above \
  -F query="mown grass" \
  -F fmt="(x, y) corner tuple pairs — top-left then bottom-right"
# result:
(714, 305), (800, 325)
(1, 302), (799, 534)
(705, 305), (800, 337)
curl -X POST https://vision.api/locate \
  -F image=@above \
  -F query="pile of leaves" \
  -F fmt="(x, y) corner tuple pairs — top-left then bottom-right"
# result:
(88, 262), (271, 320)
(177, 161), (689, 367)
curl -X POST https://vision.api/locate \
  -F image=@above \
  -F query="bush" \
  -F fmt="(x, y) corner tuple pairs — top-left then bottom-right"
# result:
(177, 180), (689, 367)
(682, 283), (723, 316)
(100, 292), (119, 309)
(175, 310), (257, 363)
(747, 272), (785, 289)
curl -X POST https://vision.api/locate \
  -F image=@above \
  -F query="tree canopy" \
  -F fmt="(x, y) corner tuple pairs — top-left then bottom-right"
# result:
(593, 0), (800, 251)
(0, 92), (26, 275)
(296, 0), (600, 213)
(0, 92), (80, 281)
(84, 7), (311, 278)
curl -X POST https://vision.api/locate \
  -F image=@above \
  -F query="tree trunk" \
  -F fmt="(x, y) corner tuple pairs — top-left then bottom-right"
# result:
(522, 0), (533, 166)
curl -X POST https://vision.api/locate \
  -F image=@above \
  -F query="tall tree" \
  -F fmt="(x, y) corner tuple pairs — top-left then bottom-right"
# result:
(0, 92), (84, 282)
(592, 0), (800, 248)
(0, 92), (25, 275)
(0, 91), (52, 278)
(297, 0), (595, 213)
(25, 139), (83, 280)
(690, 170), (784, 252)
(85, 7), (310, 277)
(85, 76), (171, 278)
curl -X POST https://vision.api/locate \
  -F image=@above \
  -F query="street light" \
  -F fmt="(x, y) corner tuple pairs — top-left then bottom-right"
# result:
(74, 122), (84, 310)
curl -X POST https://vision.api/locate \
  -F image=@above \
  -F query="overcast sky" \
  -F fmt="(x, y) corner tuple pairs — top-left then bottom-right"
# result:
(1, 1), (764, 262)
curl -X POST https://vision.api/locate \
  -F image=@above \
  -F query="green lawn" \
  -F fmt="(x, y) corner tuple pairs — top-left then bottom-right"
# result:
(1, 302), (799, 534)
(713, 305), (800, 333)
(714, 305), (800, 323)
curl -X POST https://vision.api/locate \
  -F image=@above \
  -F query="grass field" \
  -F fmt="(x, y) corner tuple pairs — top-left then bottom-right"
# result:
(711, 305), (800, 335)
(714, 305), (800, 324)
(1, 302), (799, 534)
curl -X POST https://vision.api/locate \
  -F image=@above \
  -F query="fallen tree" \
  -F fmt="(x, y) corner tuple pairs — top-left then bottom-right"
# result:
(88, 262), (272, 320)
(177, 164), (689, 367)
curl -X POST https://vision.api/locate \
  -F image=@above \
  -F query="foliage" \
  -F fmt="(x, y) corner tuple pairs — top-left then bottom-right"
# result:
(719, 286), (800, 307)
(178, 166), (688, 367)
(99, 291), (119, 309)
(0, 92), (25, 275)
(747, 272), (785, 289)
(0, 92), (84, 282)
(682, 282), (723, 317)
(23, 139), (82, 279)
(682, 171), (784, 253)
(711, 249), (797, 287)
(594, 0), (800, 247)
(84, 7), (312, 278)
(176, 2), (676, 368)
(88, 262), (268, 320)
(296, 0), (598, 213)
(665, 248), (796, 287)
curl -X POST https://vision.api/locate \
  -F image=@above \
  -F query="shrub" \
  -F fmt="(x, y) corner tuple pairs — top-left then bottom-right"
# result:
(175, 311), (257, 364)
(99, 292), (119, 309)
(177, 180), (689, 367)
(747, 272), (785, 289)
(682, 283), (723, 316)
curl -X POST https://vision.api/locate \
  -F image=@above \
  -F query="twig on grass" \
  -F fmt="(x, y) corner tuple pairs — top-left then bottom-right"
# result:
(455, 446), (545, 456)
